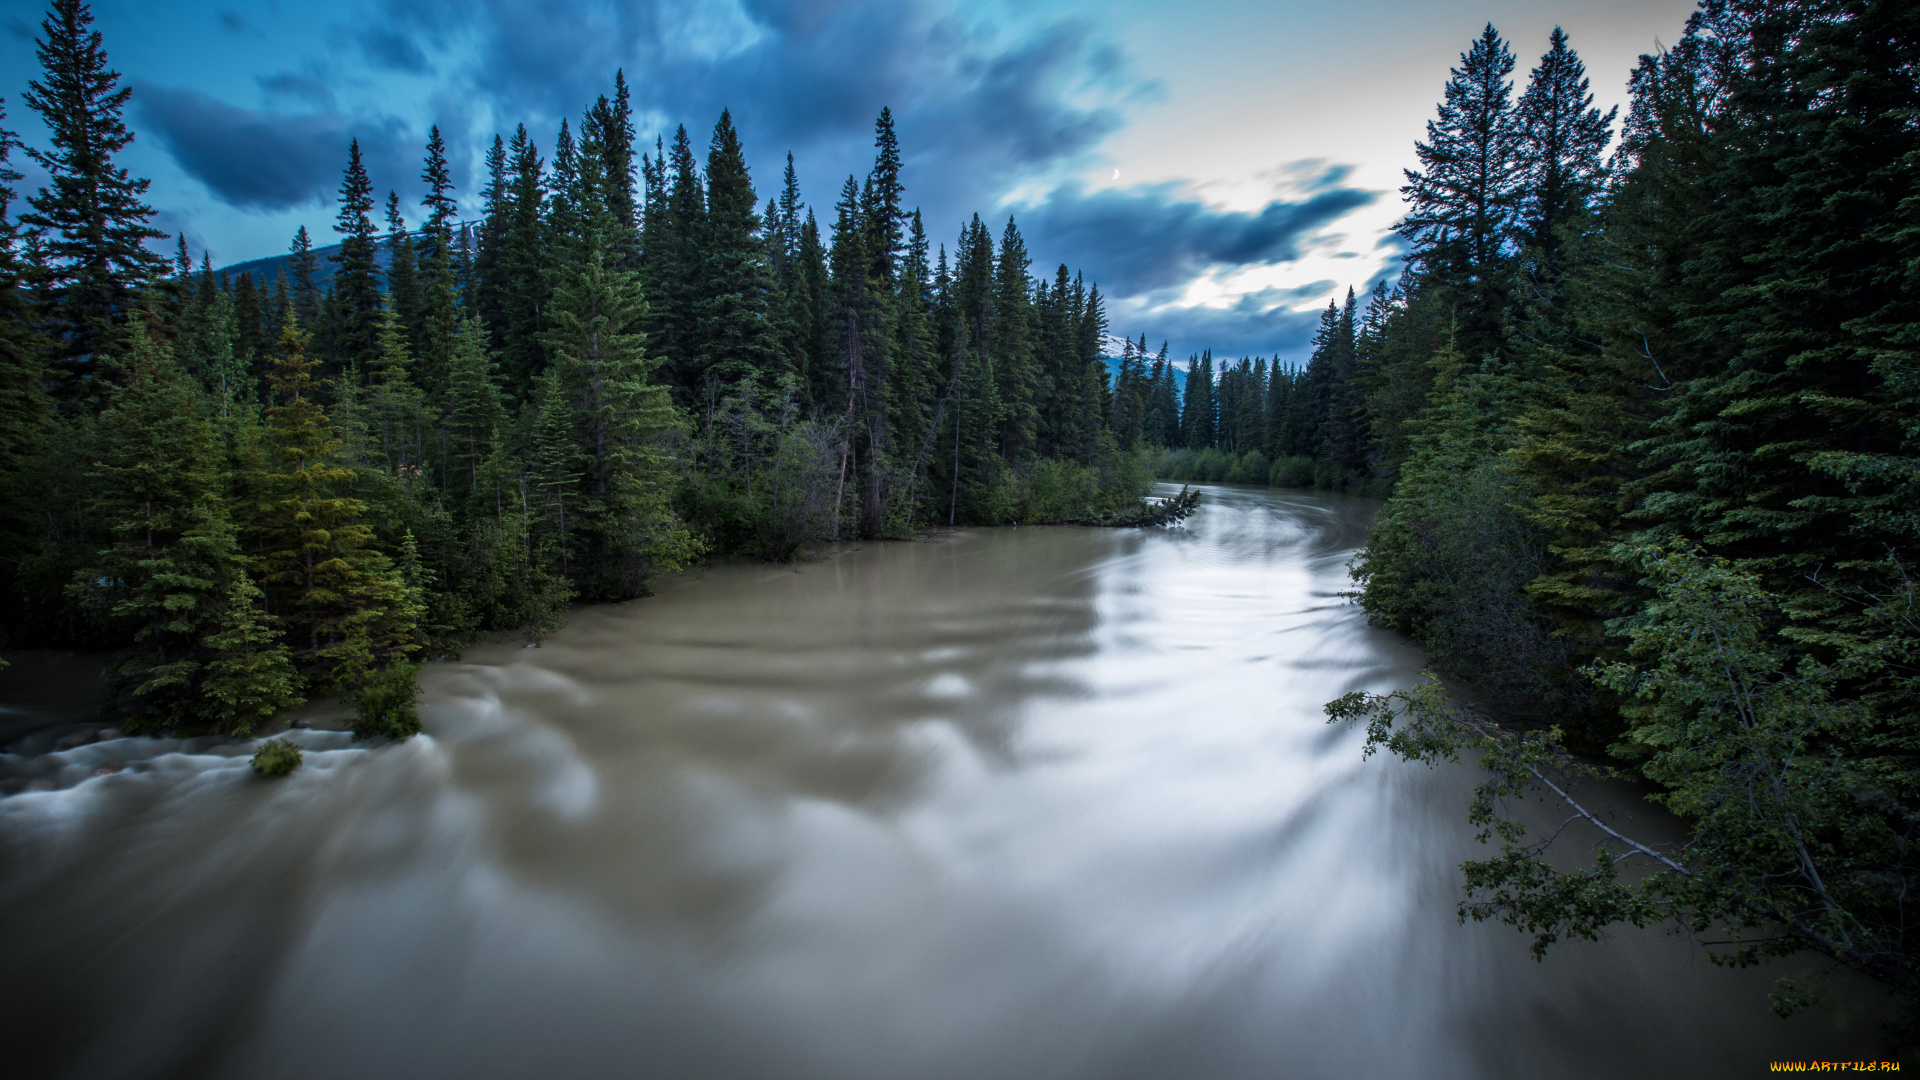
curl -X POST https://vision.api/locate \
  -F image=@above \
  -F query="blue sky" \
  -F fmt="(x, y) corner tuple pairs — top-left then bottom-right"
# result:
(0, 0), (1699, 362)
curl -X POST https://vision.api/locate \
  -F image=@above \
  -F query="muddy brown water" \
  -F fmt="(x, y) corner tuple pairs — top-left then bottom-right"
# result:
(0, 485), (1882, 1078)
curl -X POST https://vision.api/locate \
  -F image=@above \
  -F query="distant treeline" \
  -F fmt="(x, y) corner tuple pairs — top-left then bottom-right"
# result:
(0, 0), (1174, 736)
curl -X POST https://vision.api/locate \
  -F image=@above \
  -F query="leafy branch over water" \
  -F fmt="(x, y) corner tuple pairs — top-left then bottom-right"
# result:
(1329, 545), (1920, 1020)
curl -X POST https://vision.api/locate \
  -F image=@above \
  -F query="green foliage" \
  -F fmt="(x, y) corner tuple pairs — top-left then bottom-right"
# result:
(682, 378), (840, 560)
(202, 573), (302, 736)
(249, 737), (302, 777)
(18, 0), (167, 381)
(1332, 542), (1920, 1016)
(350, 661), (422, 741)
(0, 22), (1272, 768)
(1268, 455), (1314, 488)
(1225, 449), (1270, 485)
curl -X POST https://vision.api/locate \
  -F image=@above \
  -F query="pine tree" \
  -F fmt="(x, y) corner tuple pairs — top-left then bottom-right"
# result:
(383, 191), (422, 356)
(19, 0), (167, 384)
(1179, 353), (1214, 449)
(69, 323), (233, 728)
(416, 127), (460, 398)
(497, 125), (549, 398)
(587, 71), (640, 268)
(200, 571), (302, 735)
(325, 140), (383, 378)
(0, 100), (56, 643)
(696, 110), (776, 390)
(1399, 23), (1519, 364)
(543, 214), (698, 596)
(652, 125), (707, 397)
(257, 319), (416, 691)
(474, 133), (510, 351)
(1509, 28), (1615, 281)
(365, 295), (428, 478)
(446, 314), (505, 497)
(528, 365), (581, 576)
(864, 108), (905, 284)
(991, 217), (1038, 461)
(288, 226), (321, 328)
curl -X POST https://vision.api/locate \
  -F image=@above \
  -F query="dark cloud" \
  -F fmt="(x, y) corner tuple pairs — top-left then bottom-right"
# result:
(258, 72), (335, 110)
(216, 11), (247, 34)
(133, 84), (415, 211)
(1012, 177), (1375, 298)
(360, 27), (430, 74)
(378, 0), (1147, 233)
(1113, 285), (1332, 362)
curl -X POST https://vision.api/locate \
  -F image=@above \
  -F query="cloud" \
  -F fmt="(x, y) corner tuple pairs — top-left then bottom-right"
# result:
(1112, 285), (1334, 361)
(360, 27), (430, 74)
(134, 85), (415, 211)
(258, 72), (336, 110)
(376, 0), (1149, 230)
(1011, 175), (1376, 299)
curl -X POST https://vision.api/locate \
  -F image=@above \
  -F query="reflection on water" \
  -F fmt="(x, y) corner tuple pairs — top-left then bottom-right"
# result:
(0, 486), (1880, 1078)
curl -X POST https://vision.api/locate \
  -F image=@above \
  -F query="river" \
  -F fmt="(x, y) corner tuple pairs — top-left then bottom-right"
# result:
(0, 485), (1879, 1077)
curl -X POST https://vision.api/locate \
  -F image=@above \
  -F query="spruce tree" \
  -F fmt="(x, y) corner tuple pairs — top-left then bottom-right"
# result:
(258, 319), (416, 691)
(288, 226), (321, 328)
(1399, 23), (1519, 364)
(200, 571), (301, 735)
(70, 323), (232, 728)
(864, 108), (905, 284)
(20, 0), (167, 384)
(1509, 28), (1615, 281)
(653, 125), (707, 397)
(383, 191), (422, 358)
(697, 110), (776, 390)
(445, 315), (505, 498)
(326, 140), (383, 377)
(991, 218), (1038, 461)
(0, 101), (56, 643)
(498, 125), (550, 397)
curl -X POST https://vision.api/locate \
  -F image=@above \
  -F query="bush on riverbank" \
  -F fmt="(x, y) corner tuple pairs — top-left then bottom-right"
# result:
(1156, 447), (1315, 488)
(350, 663), (423, 740)
(250, 738), (302, 777)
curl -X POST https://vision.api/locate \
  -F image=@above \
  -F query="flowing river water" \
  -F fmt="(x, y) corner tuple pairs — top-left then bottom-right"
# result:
(0, 485), (1881, 1078)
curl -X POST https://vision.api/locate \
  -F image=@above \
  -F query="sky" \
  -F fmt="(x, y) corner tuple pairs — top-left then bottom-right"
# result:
(0, 0), (1702, 364)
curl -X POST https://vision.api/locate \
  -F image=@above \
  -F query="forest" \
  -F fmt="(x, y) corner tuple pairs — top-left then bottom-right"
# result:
(2, 0), (1917, 1028)
(1305, 0), (1917, 1030)
(0, 1), (1177, 740)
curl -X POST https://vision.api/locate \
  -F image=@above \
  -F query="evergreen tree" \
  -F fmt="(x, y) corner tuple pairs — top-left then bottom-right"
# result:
(416, 125), (460, 394)
(497, 125), (550, 398)
(19, 0), (167, 384)
(257, 319), (416, 691)
(653, 125), (707, 397)
(991, 217), (1038, 461)
(325, 140), (383, 378)
(696, 110), (776, 390)
(383, 191), (422, 357)
(445, 315), (505, 498)
(1399, 23), (1519, 364)
(287, 226), (321, 328)
(200, 572), (302, 735)
(69, 323), (233, 728)
(1509, 28), (1615, 281)
(0, 100), (56, 642)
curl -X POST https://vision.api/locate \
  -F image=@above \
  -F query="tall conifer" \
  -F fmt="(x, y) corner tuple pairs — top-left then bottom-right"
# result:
(20, 0), (166, 382)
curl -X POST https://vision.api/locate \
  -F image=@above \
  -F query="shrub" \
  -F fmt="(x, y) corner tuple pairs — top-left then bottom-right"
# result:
(250, 738), (302, 777)
(350, 662), (423, 740)
(1226, 450), (1271, 484)
(1154, 448), (1198, 481)
(1269, 455), (1315, 487)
